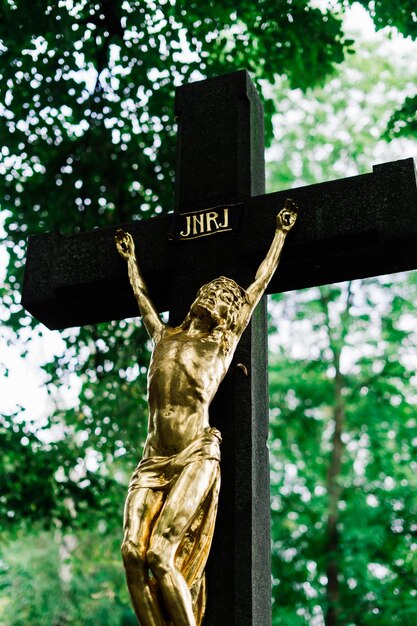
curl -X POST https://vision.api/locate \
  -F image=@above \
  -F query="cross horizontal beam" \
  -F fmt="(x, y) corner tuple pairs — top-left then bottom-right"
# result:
(22, 157), (417, 330)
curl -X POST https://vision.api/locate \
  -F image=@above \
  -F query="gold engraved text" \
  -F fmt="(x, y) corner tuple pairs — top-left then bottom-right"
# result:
(179, 207), (231, 240)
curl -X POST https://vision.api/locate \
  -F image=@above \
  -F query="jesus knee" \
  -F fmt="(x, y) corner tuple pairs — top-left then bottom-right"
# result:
(121, 539), (147, 575)
(147, 540), (173, 578)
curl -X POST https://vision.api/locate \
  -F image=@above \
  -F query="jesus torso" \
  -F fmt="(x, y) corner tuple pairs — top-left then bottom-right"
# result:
(142, 326), (235, 457)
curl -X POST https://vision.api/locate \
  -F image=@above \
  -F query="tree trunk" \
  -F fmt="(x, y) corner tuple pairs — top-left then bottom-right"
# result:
(325, 347), (344, 626)
(320, 285), (351, 626)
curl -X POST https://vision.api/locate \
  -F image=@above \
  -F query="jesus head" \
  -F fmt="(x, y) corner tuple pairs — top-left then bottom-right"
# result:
(184, 276), (247, 332)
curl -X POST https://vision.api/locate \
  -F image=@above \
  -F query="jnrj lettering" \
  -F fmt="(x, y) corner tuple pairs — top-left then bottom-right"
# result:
(180, 208), (230, 239)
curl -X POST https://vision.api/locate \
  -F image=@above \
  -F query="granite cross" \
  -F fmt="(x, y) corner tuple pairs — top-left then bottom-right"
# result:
(22, 70), (417, 626)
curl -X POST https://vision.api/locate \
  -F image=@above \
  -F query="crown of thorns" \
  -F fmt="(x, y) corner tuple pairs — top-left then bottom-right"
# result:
(200, 276), (248, 304)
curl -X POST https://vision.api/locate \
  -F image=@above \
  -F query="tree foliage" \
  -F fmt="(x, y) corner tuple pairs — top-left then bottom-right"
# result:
(352, 0), (417, 38)
(267, 30), (417, 190)
(0, 528), (136, 625)
(349, 0), (417, 141)
(0, 0), (349, 286)
(269, 276), (417, 624)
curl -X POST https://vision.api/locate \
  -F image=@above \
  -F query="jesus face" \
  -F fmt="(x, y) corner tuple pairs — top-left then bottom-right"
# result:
(191, 279), (241, 328)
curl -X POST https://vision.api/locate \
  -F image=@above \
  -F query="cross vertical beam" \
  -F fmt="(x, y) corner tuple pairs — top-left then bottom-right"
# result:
(171, 70), (271, 626)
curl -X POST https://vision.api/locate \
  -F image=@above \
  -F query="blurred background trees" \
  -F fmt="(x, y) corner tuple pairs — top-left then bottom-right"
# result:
(1, 1), (417, 624)
(269, 276), (417, 625)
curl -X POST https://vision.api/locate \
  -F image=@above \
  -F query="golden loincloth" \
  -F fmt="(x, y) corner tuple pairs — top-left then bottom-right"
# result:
(128, 426), (222, 491)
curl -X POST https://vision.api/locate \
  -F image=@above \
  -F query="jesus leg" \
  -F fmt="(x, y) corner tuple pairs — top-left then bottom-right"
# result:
(147, 459), (219, 626)
(121, 487), (165, 626)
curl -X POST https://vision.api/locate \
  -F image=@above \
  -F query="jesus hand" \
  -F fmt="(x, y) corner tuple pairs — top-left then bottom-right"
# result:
(115, 229), (135, 260)
(277, 199), (298, 233)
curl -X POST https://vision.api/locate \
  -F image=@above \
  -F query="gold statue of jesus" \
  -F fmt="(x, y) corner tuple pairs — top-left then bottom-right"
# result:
(116, 200), (297, 626)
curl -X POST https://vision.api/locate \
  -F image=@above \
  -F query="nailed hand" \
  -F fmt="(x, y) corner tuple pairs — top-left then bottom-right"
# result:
(277, 199), (298, 233)
(115, 229), (135, 260)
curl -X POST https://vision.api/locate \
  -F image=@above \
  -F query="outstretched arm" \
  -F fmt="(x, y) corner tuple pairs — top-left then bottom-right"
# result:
(235, 199), (297, 337)
(115, 229), (165, 341)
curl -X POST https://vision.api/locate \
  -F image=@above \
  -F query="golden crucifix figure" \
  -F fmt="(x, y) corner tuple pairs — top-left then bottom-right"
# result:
(116, 199), (297, 626)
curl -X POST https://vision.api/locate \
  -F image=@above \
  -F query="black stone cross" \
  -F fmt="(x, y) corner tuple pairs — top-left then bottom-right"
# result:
(22, 70), (417, 626)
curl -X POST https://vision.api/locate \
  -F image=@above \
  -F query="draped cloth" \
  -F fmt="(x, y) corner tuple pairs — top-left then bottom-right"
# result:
(128, 427), (222, 626)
